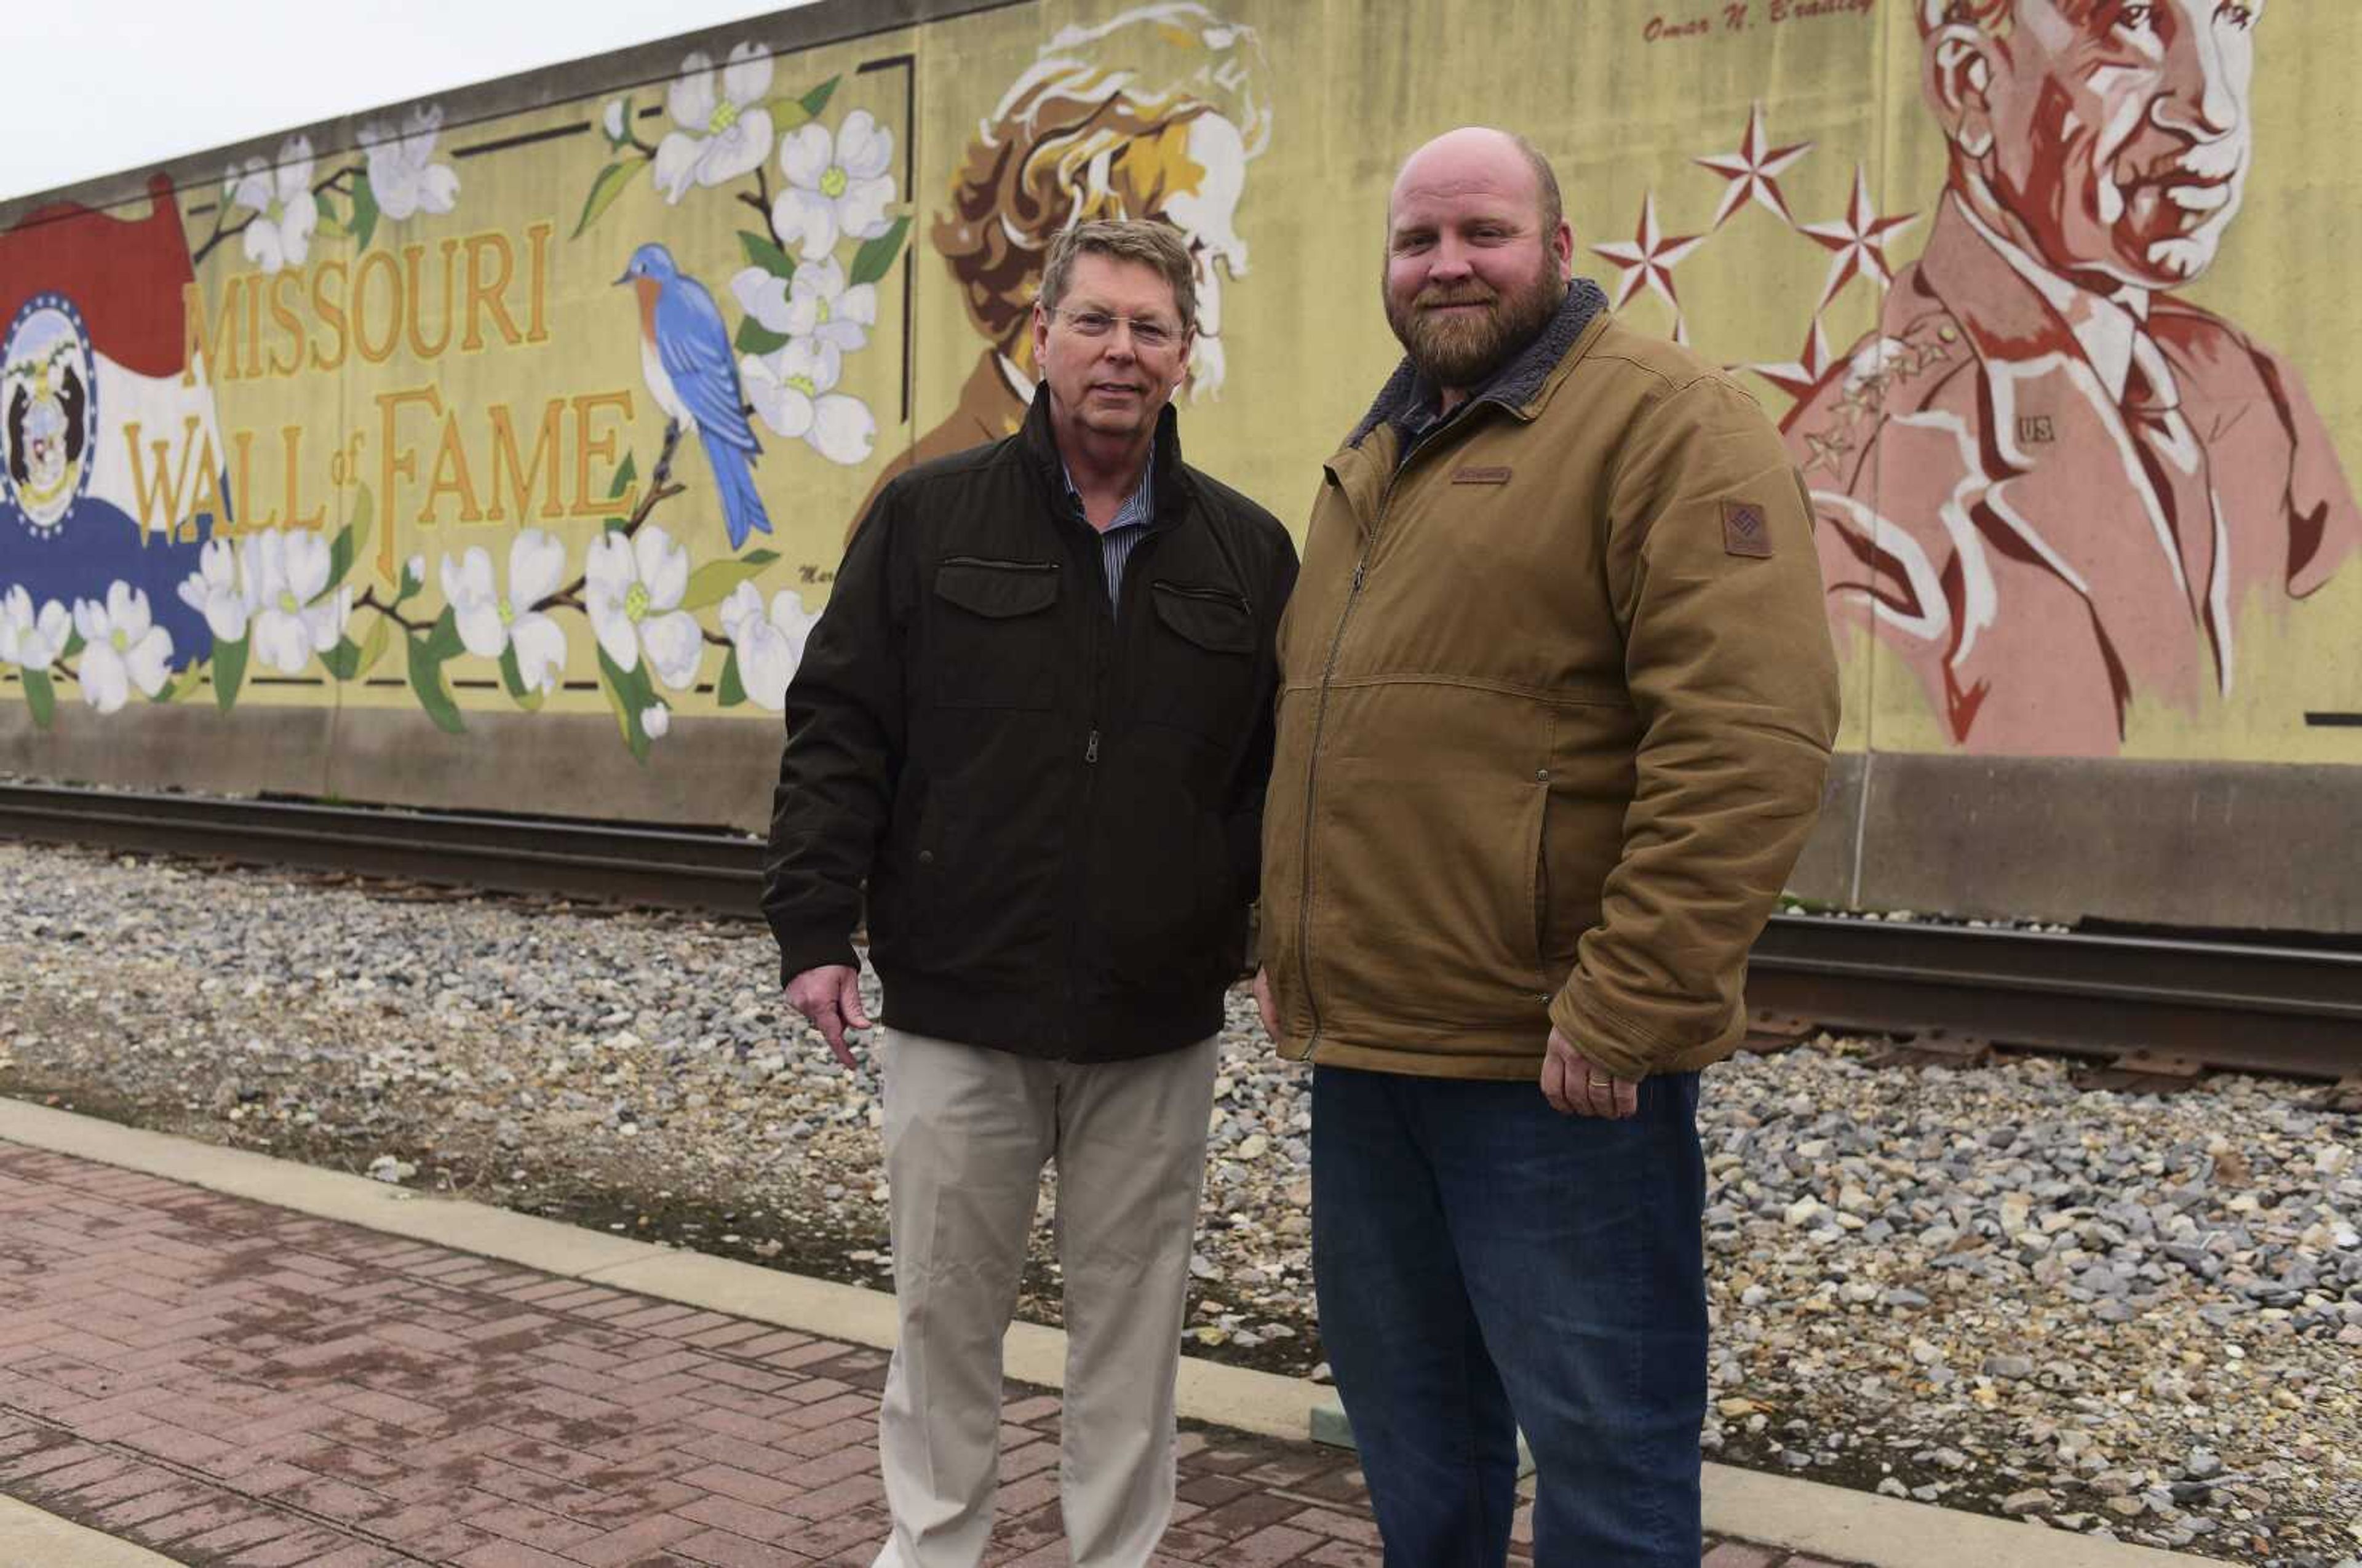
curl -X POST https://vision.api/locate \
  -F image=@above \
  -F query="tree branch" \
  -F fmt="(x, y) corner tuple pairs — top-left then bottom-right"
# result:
(354, 591), (429, 635)
(190, 216), (256, 268)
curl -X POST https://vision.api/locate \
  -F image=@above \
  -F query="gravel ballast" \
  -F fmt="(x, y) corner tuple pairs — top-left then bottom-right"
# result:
(1, 839), (2356, 1567)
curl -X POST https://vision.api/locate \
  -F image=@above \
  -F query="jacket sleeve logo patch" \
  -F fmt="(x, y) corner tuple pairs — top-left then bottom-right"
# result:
(1721, 499), (1773, 558)
(1451, 465), (1513, 485)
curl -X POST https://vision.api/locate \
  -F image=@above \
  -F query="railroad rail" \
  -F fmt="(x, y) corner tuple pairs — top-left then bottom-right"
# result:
(3, 781), (2356, 1081)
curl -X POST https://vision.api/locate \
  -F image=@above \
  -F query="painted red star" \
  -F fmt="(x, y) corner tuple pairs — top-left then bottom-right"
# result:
(1693, 101), (1813, 229)
(1590, 193), (1705, 317)
(1799, 165), (1919, 309)
(1749, 317), (1835, 402)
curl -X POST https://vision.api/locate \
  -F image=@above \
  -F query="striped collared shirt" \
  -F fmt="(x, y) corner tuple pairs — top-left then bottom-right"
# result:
(1060, 448), (1158, 615)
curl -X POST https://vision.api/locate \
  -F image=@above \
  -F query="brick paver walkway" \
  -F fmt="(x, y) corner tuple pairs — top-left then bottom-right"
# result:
(0, 1141), (1858, 1566)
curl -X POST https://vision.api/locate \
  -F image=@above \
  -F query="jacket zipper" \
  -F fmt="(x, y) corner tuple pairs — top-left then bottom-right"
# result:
(1063, 520), (1148, 1055)
(939, 554), (1059, 571)
(1296, 448), (1430, 1058)
(1150, 578), (1252, 615)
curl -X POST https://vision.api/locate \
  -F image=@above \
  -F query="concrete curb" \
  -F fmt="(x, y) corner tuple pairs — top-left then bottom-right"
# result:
(1700, 1464), (2212, 1567)
(0, 1097), (2216, 1568)
(0, 1493), (177, 1566)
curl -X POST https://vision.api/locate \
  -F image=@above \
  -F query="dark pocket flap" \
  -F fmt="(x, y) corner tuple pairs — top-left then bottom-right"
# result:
(935, 559), (1060, 618)
(1150, 581), (1255, 655)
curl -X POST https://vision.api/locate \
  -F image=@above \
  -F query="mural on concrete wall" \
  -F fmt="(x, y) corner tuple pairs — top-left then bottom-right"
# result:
(0, 44), (907, 755)
(1, 0), (2355, 776)
(1783, 0), (2355, 755)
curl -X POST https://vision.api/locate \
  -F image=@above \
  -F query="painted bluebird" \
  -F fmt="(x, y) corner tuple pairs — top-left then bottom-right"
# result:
(616, 242), (773, 549)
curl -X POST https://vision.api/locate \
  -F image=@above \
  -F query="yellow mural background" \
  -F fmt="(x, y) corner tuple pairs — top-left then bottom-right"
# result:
(102, 0), (2362, 763)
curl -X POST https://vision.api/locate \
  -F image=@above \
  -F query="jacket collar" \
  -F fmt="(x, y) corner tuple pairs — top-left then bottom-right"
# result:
(1018, 383), (1195, 528)
(1346, 277), (1610, 448)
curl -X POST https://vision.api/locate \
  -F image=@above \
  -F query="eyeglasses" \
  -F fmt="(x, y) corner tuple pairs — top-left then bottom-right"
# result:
(1044, 306), (1185, 351)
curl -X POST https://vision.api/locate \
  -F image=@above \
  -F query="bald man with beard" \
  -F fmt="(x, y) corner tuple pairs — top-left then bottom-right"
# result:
(1257, 129), (1838, 1566)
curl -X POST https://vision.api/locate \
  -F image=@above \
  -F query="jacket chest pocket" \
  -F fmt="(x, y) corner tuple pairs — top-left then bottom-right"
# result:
(1137, 578), (1257, 742)
(931, 557), (1062, 709)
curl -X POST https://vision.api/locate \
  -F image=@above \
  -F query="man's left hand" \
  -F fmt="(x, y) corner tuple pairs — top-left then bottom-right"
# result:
(1541, 1026), (1639, 1119)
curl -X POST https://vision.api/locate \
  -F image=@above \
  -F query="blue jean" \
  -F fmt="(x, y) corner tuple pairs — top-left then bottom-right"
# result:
(1311, 1064), (1708, 1568)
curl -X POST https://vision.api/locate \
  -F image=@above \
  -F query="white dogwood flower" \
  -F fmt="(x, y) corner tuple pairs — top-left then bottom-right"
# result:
(0, 586), (71, 669)
(440, 530), (568, 693)
(72, 584), (174, 714)
(654, 44), (774, 203)
(718, 580), (820, 712)
(773, 109), (894, 261)
(585, 526), (702, 690)
(731, 254), (876, 355)
(741, 339), (875, 467)
(228, 136), (319, 274)
(356, 105), (459, 221)
(175, 538), (253, 643)
(245, 530), (349, 675)
(642, 702), (671, 739)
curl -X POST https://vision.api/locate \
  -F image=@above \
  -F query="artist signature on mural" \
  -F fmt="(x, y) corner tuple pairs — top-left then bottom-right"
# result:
(1645, 0), (1875, 42)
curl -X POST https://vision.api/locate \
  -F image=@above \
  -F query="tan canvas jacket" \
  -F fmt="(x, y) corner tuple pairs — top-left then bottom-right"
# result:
(1260, 306), (1840, 1081)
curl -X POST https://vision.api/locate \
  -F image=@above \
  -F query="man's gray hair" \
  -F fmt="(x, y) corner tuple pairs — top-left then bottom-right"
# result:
(1038, 220), (1199, 334)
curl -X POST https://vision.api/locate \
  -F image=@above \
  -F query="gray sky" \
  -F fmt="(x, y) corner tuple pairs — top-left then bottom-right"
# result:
(1, 0), (821, 203)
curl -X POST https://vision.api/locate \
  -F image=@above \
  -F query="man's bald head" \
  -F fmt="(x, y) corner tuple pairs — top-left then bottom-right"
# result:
(1391, 127), (1564, 241)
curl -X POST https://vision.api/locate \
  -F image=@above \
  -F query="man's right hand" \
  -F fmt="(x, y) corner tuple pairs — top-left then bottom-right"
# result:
(784, 964), (872, 1069)
(1252, 966), (1279, 1043)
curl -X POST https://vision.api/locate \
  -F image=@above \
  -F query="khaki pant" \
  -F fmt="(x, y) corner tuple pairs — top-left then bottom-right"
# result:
(872, 1029), (1219, 1568)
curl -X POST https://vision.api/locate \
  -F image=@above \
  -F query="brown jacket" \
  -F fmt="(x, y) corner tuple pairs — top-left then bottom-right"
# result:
(1261, 300), (1840, 1081)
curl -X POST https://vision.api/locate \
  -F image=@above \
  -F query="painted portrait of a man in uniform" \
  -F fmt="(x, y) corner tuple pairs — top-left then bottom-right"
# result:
(1783, 0), (2357, 754)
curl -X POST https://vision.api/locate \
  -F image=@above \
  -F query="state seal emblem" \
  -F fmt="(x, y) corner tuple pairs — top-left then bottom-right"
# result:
(1, 292), (98, 539)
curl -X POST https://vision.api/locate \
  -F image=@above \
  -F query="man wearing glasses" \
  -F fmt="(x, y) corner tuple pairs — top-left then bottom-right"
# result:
(764, 220), (1297, 1567)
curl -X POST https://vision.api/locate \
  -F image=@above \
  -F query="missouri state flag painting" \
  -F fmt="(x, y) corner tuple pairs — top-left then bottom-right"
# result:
(0, 173), (220, 664)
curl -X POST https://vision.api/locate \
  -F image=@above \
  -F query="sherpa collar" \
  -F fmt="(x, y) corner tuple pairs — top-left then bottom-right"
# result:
(1348, 277), (1610, 449)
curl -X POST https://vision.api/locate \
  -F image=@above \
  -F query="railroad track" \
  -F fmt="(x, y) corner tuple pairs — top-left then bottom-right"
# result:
(4, 781), (2356, 1082)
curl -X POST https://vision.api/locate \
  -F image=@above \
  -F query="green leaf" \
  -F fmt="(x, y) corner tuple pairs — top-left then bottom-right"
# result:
(21, 669), (54, 728)
(737, 229), (795, 281)
(571, 157), (649, 242)
(716, 648), (747, 709)
(498, 643), (546, 712)
(800, 76), (840, 119)
(395, 559), (424, 603)
(151, 663), (205, 704)
(848, 216), (912, 287)
(406, 627), (466, 735)
(313, 192), (344, 240)
(609, 450), (638, 501)
(62, 631), (85, 660)
(320, 636), (364, 681)
(350, 172), (381, 251)
(678, 552), (776, 613)
(421, 605), (465, 664)
(603, 515), (631, 536)
(734, 317), (792, 356)
(356, 611), (392, 680)
(325, 485), (373, 590)
(595, 644), (654, 763)
(211, 636), (249, 712)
